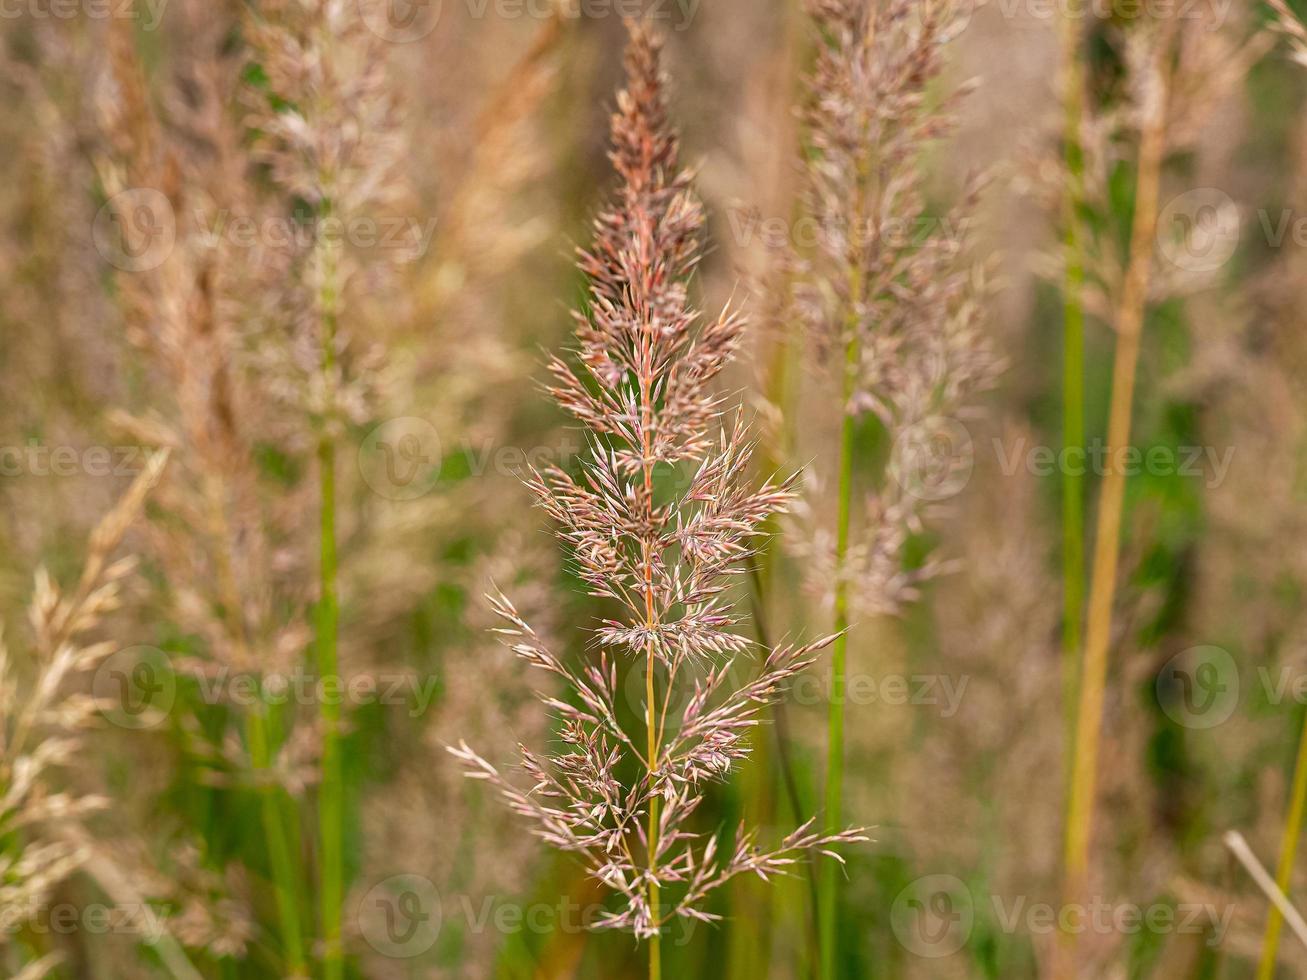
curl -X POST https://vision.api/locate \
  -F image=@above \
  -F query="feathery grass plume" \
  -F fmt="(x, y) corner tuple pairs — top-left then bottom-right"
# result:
(790, 0), (997, 616)
(97, 10), (298, 692)
(449, 21), (865, 977)
(95, 11), (317, 972)
(244, 0), (405, 441)
(1270, 0), (1307, 66)
(0, 451), (169, 979)
(786, 1), (998, 973)
(246, 4), (408, 975)
(0, 18), (142, 590)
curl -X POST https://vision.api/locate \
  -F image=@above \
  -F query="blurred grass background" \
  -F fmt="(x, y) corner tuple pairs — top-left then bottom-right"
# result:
(3, 0), (1307, 976)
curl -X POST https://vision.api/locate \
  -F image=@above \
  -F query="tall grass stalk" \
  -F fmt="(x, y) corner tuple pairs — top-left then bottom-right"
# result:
(789, 5), (993, 973)
(1257, 713), (1307, 979)
(1223, 830), (1307, 960)
(644, 547), (661, 980)
(316, 200), (344, 980)
(638, 237), (663, 979)
(1257, 7), (1307, 976)
(0, 451), (170, 978)
(819, 327), (859, 980)
(246, 710), (307, 976)
(1059, 26), (1172, 974)
(1059, 7), (1087, 750)
(245, 3), (409, 967)
(733, 175), (811, 974)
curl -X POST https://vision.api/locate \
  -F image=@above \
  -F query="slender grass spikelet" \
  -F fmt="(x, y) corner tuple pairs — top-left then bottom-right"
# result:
(786, 2), (998, 973)
(0, 452), (169, 979)
(450, 21), (865, 978)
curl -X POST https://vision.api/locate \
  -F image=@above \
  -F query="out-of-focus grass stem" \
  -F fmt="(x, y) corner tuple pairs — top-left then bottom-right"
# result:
(246, 709), (307, 977)
(1059, 26), (1172, 976)
(317, 194), (344, 980)
(1059, 5), (1087, 753)
(1257, 712), (1307, 978)
(818, 322), (859, 980)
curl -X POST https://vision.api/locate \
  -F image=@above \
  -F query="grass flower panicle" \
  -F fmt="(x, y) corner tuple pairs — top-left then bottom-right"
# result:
(786, 3), (998, 974)
(451, 21), (866, 971)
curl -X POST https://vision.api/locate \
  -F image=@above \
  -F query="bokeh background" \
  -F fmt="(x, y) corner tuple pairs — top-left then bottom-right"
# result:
(2, 0), (1307, 976)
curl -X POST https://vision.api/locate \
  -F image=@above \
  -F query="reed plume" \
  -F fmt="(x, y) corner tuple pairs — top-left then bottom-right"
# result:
(0, 452), (168, 979)
(450, 21), (864, 978)
(96, 11), (316, 972)
(246, 4), (406, 974)
(786, 1), (997, 973)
